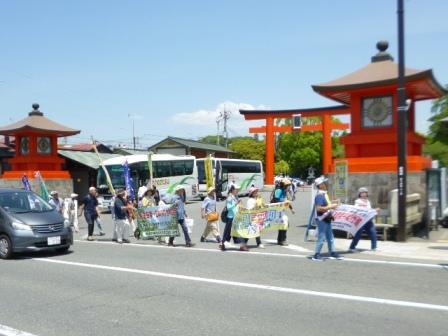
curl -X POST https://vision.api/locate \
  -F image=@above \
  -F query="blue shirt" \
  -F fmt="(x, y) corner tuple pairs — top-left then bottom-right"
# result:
(172, 194), (186, 220)
(226, 195), (239, 219)
(82, 194), (98, 215)
(274, 188), (286, 202)
(201, 196), (216, 214)
(114, 197), (127, 220)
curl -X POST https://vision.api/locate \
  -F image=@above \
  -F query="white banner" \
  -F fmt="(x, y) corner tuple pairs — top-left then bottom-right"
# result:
(331, 204), (377, 236)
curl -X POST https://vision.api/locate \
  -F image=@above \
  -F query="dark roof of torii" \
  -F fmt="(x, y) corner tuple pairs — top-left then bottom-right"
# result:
(240, 105), (350, 120)
(312, 41), (447, 105)
(0, 104), (80, 137)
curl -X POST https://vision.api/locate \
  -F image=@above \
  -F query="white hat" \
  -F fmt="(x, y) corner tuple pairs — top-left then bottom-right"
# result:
(70, 193), (78, 198)
(358, 187), (369, 195)
(174, 185), (185, 192)
(50, 190), (58, 196)
(248, 186), (259, 196)
(314, 176), (328, 187)
(138, 186), (148, 198)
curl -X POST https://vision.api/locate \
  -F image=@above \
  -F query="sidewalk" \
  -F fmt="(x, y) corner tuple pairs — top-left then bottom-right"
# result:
(329, 228), (448, 262)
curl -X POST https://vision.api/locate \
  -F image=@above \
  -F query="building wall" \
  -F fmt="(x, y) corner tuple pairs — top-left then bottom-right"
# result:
(327, 172), (426, 210)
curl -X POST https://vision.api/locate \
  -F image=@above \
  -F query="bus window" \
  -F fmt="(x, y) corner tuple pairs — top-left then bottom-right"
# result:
(153, 161), (172, 178)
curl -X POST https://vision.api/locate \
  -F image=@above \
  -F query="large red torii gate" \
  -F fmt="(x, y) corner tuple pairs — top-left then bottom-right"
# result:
(240, 105), (350, 185)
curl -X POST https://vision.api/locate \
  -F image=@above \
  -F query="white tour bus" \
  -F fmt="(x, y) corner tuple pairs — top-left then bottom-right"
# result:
(196, 158), (264, 199)
(97, 154), (198, 211)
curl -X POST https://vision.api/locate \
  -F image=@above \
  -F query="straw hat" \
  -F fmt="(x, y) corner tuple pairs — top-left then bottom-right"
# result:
(207, 186), (216, 194)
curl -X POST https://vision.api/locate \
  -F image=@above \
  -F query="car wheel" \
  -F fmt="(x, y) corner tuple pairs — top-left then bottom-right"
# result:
(56, 246), (70, 254)
(0, 234), (13, 259)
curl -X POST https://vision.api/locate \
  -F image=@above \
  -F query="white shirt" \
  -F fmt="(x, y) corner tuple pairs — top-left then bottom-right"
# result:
(355, 198), (372, 209)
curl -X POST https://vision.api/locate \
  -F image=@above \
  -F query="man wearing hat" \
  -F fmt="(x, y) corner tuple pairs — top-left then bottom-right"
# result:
(168, 185), (195, 247)
(200, 186), (222, 244)
(349, 187), (378, 252)
(113, 188), (131, 244)
(312, 176), (343, 261)
(49, 190), (64, 214)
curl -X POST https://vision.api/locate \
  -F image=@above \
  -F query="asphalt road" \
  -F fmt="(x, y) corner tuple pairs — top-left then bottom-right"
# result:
(1, 190), (447, 336)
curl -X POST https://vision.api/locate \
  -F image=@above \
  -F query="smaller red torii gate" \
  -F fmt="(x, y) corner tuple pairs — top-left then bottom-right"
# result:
(240, 105), (350, 185)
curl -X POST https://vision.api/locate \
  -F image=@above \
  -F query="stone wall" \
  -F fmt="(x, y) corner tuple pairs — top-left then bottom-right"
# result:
(327, 172), (426, 210)
(0, 178), (74, 199)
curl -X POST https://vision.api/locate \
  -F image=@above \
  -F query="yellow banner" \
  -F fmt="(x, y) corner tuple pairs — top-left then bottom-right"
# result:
(231, 202), (289, 238)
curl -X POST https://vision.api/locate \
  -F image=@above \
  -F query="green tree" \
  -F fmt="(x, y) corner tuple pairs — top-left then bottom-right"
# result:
(229, 137), (265, 163)
(276, 116), (345, 177)
(198, 135), (225, 146)
(424, 87), (448, 166)
(275, 160), (290, 175)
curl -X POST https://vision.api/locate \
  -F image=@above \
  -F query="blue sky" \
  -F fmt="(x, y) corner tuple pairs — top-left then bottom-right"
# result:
(0, 0), (447, 148)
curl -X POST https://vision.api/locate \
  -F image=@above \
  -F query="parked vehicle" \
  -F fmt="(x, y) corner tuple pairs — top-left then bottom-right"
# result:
(97, 154), (199, 209)
(0, 188), (73, 259)
(197, 158), (264, 199)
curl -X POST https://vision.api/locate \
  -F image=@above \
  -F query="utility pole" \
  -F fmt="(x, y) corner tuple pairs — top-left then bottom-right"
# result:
(397, 0), (407, 242)
(216, 117), (221, 145)
(221, 104), (231, 148)
(128, 113), (137, 150)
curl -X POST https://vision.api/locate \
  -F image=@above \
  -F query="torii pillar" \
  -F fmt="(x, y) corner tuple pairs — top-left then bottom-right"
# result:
(240, 106), (350, 185)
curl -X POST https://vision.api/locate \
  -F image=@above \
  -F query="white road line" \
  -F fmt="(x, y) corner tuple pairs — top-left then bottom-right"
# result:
(263, 239), (312, 252)
(34, 258), (448, 312)
(0, 324), (38, 336)
(74, 239), (448, 270)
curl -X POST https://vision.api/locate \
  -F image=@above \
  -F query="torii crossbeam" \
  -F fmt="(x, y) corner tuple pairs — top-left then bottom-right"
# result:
(240, 105), (350, 185)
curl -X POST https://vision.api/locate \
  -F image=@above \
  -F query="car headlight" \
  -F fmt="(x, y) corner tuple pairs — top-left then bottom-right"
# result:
(12, 221), (32, 231)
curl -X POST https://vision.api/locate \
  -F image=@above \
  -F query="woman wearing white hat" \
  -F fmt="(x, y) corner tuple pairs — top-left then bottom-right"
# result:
(312, 176), (343, 261)
(221, 184), (248, 251)
(245, 186), (265, 248)
(349, 187), (378, 252)
(200, 187), (222, 244)
(168, 185), (195, 247)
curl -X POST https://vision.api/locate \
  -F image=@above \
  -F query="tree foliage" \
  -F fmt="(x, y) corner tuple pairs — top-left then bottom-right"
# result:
(229, 137), (266, 162)
(275, 160), (290, 176)
(424, 87), (448, 166)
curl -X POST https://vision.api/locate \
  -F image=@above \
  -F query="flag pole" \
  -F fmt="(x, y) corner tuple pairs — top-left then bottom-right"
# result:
(92, 137), (116, 196)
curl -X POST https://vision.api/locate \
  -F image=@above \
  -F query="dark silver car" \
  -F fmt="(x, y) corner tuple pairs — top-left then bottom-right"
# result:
(0, 188), (73, 259)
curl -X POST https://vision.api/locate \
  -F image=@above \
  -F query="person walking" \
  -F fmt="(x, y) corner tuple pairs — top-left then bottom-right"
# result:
(49, 191), (64, 214)
(221, 184), (248, 251)
(245, 186), (265, 248)
(349, 187), (378, 252)
(113, 189), (131, 244)
(168, 185), (195, 247)
(200, 187), (221, 244)
(311, 176), (343, 261)
(93, 190), (105, 236)
(67, 193), (79, 233)
(78, 187), (100, 241)
(271, 179), (295, 246)
(141, 188), (157, 207)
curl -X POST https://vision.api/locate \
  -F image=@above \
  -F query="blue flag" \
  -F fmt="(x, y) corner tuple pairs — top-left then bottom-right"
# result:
(123, 160), (135, 201)
(22, 174), (32, 191)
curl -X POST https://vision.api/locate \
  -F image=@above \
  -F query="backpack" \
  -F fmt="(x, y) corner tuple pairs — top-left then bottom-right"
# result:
(220, 206), (228, 223)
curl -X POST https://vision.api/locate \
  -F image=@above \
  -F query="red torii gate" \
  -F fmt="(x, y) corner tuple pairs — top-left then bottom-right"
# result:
(240, 105), (350, 185)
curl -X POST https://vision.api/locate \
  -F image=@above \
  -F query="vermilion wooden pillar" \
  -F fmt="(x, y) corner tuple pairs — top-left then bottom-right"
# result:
(265, 116), (275, 185)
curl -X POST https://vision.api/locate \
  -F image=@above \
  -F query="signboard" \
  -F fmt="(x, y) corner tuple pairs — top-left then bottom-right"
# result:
(334, 160), (348, 202)
(136, 204), (180, 239)
(231, 202), (290, 238)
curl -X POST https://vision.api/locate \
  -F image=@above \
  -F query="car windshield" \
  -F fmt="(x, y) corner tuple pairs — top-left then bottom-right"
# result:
(0, 191), (54, 213)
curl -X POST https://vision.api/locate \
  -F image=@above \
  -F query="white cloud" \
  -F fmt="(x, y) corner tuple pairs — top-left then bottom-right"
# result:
(171, 101), (269, 136)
